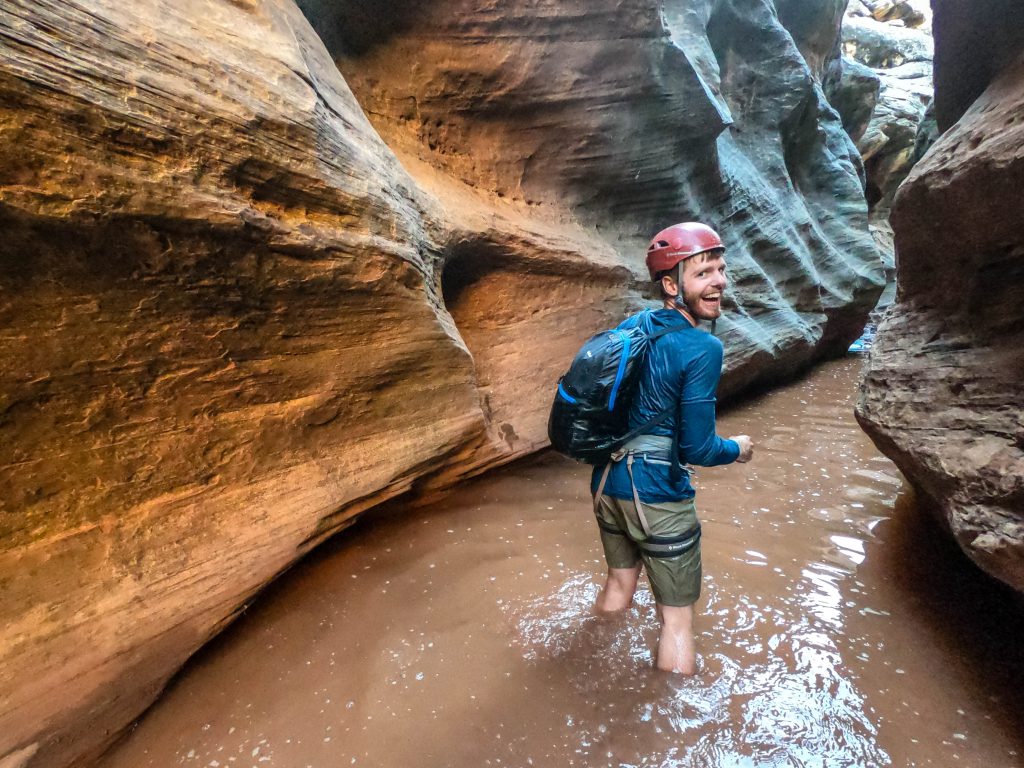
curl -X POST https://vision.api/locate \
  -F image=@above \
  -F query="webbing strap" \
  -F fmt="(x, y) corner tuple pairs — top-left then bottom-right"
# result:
(617, 405), (672, 449)
(647, 318), (691, 341)
(640, 526), (701, 558)
(625, 453), (653, 537)
(593, 461), (612, 516)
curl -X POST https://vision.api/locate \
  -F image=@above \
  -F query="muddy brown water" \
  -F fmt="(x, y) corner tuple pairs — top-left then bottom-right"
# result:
(98, 357), (1024, 768)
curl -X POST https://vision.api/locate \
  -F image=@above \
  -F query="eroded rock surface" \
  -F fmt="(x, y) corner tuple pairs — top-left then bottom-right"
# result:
(826, 1), (933, 267)
(857, 3), (1024, 594)
(1, 1), (881, 765)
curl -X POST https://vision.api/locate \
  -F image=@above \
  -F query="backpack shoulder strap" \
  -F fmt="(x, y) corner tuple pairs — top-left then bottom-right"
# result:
(617, 403), (673, 446)
(646, 319), (691, 341)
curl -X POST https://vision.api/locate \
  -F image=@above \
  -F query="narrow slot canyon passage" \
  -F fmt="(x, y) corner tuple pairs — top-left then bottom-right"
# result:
(97, 357), (1024, 768)
(7, 2), (1024, 766)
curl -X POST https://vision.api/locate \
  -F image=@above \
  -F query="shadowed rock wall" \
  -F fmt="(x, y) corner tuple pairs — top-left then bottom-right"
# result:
(857, 3), (1024, 594)
(1, 1), (881, 766)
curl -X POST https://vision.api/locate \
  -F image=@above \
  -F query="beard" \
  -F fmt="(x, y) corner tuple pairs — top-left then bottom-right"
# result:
(680, 289), (722, 321)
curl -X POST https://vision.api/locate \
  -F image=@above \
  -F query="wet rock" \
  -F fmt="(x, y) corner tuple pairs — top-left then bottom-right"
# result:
(0, 1), (882, 765)
(857, 8), (1024, 594)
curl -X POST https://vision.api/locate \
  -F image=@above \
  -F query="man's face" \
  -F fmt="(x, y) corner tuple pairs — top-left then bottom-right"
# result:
(680, 251), (727, 321)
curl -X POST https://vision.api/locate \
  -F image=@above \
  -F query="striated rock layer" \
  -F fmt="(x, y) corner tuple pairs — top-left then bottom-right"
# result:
(298, 0), (885, 386)
(826, 0), (933, 270)
(1, 1), (881, 766)
(857, 3), (1024, 594)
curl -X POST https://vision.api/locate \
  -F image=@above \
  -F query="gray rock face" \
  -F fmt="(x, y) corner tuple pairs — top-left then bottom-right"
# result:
(0, 1), (882, 766)
(843, 16), (933, 68)
(857, 3), (1024, 595)
(827, 57), (881, 144)
(824, 3), (934, 281)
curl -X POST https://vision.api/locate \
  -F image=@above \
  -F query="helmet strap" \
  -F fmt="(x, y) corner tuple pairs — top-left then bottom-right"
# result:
(673, 261), (696, 326)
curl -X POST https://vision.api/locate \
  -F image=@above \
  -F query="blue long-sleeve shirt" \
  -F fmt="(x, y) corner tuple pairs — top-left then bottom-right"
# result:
(590, 308), (739, 502)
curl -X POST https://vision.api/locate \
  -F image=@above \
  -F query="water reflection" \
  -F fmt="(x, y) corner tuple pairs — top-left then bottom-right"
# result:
(511, 564), (888, 767)
(97, 359), (1024, 768)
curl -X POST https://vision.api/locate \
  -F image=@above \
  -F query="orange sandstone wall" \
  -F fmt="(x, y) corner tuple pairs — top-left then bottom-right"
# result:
(0, 1), (881, 765)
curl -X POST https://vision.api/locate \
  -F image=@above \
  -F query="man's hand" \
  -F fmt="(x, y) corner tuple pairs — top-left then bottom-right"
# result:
(730, 435), (753, 463)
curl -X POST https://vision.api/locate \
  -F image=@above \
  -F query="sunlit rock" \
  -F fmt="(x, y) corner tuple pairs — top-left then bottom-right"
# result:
(857, 1), (1024, 595)
(0, 1), (882, 765)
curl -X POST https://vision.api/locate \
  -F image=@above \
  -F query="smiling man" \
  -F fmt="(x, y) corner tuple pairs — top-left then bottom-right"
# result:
(590, 222), (753, 674)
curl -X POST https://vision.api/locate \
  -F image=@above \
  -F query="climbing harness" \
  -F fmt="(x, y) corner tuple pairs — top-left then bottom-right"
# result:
(592, 436), (701, 558)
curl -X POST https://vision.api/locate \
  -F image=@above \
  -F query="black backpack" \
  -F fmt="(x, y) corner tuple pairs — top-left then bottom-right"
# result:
(547, 312), (689, 466)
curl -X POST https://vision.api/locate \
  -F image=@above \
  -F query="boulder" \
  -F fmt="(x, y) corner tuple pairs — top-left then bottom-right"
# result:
(0, 1), (882, 766)
(842, 15), (932, 69)
(846, 0), (930, 29)
(857, 7), (1024, 594)
(826, 56), (882, 143)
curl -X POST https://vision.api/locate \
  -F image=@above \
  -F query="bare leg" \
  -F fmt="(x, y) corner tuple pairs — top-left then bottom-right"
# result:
(655, 603), (697, 675)
(594, 565), (641, 612)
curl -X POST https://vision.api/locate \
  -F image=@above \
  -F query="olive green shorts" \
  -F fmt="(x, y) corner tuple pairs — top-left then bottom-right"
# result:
(594, 495), (702, 607)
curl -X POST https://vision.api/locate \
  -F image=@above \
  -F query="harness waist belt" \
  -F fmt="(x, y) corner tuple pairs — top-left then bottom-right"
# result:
(622, 433), (672, 456)
(593, 434), (693, 539)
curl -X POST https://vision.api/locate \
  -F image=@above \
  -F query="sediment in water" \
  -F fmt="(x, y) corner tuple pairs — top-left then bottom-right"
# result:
(97, 358), (1024, 768)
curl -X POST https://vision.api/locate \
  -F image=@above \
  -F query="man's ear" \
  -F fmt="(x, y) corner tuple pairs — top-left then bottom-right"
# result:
(661, 273), (679, 298)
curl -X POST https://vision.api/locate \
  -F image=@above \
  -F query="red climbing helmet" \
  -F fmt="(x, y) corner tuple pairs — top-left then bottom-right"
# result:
(645, 222), (725, 281)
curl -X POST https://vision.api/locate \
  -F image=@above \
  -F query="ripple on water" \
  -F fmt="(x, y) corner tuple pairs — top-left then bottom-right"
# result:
(509, 570), (889, 768)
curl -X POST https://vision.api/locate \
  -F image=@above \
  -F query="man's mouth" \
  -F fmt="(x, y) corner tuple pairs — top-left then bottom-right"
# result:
(702, 292), (721, 304)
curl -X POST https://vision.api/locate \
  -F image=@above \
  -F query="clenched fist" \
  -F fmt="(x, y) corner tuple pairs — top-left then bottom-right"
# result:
(730, 435), (754, 463)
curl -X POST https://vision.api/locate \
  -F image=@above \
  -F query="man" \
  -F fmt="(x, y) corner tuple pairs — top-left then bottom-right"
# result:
(590, 221), (753, 674)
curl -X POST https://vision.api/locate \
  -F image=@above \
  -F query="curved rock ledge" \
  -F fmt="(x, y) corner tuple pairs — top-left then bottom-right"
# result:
(1, 1), (881, 766)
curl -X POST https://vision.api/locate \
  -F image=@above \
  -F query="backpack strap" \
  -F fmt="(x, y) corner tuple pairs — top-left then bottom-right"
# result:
(592, 460), (613, 515)
(646, 318), (691, 341)
(648, 318), (690, 482)
(616, 403), (673, 447)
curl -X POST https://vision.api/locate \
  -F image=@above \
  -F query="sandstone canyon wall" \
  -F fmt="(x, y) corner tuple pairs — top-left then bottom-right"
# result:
(0, 1), (882, 766)
(826, 0), (933, 272)
(857, 2), (1024, 594)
